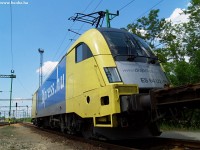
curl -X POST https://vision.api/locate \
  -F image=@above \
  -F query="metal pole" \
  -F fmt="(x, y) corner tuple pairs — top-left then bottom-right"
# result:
(16, 102), (17, 119)
(9, 70), (14, 125)
(4, 111), (5, 121)
(13, 110), (15, 122)
(105, 9), (119, 28)
(26, 105), (28, 118)
(38, 48), (44, 87)
(106, 9), (110, 28)
(23, 110), (26, 122)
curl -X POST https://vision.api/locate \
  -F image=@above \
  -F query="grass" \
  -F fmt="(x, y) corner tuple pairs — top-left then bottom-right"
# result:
(160, 122), (200, 132)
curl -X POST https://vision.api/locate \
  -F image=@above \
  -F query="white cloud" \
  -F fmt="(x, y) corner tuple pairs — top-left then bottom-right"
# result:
(184, 56), (190, 62)
(187, 2), (191, 7)
(166, 8), (189, 24)
(36, 61), (58, 77)
(139, 29), (147, 36)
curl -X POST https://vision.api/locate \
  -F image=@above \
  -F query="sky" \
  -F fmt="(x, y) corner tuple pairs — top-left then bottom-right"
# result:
(0, 0), (190, 117)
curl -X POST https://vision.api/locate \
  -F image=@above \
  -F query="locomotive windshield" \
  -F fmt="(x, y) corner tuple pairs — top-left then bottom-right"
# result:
(99, 28), (157, 62)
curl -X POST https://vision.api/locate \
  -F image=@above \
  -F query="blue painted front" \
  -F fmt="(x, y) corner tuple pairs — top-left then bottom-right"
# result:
(37, 57), (66, 112)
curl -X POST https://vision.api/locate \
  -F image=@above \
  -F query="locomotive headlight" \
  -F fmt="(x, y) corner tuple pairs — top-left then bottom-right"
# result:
(104, 67), (122, 83)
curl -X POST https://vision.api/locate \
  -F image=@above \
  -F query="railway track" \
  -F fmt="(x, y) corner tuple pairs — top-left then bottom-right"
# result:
(21, 122), (200, 149)
(21, 122), (133, 150)
(0, 122), (11, 126)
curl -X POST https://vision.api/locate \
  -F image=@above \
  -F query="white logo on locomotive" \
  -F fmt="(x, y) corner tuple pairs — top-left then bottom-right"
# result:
(41, 67), (65, 108)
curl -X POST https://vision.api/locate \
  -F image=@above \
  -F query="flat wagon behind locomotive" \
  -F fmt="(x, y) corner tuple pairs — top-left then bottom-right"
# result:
(32, 28), (170, 140)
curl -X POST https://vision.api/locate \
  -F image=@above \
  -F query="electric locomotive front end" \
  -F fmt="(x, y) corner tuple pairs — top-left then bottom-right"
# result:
(32, 27), (169, 140)
(91, 28), (170, 139)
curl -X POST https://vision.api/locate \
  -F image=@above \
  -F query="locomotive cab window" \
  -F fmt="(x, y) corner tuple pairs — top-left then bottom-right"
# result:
(100, 29), (158, 63)
(75, 43), (93, 63)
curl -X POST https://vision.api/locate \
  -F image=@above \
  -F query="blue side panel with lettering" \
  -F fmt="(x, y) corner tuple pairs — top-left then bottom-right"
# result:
(36, 57), (66, 116)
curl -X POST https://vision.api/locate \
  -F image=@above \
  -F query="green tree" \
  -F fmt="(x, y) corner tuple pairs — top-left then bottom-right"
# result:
(184, 0), (200, 56)
(127, 9), (166, 48)
(183, 0), (200, 83)
(127, 0), (200, 86)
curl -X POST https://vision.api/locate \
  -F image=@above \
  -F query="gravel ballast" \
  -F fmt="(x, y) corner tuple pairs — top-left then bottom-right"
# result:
(0, 124), (104, 150)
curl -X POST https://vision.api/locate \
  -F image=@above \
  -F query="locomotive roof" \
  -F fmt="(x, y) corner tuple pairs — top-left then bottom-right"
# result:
(97, 27), (129, 34)
(66, 27), (132, 57)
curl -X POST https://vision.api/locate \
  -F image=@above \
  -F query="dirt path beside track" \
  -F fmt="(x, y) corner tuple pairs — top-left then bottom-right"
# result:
(0, 124), (104, 150)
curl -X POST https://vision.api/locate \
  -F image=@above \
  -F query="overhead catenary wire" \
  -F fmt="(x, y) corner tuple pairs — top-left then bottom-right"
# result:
(16, 77), (32, 96)
(53, 0), (95, 60)
(51, 0), (95, 62)
(119, 0), (136, 12)
(60, 0), (138, 61)
(68, 0), (94, 30)
(9, 0), (14, 69)
(82, 0), (94, 14)
(133, 0), (165, 22)
(69, 0), (134, 40)
(0, 99), (32, 101)
(92, 0), (103, 12)
(57, 0), (103, 61)
(43, 0), (165, 81)
(42, 0), (96, 80)
(70, 0), (103, 42)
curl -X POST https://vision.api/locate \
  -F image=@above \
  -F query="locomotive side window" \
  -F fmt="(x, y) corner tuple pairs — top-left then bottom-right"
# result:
(76, 43), (93, 63)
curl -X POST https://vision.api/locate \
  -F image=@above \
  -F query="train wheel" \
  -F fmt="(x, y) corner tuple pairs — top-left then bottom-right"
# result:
(81, 119), (94, 139)
(36, 118), (43, 127)
(149, 122), (161, 136)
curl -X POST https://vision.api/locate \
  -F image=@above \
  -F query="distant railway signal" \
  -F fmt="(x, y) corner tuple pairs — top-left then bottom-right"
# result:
(0, 70), (16, 124)
(0, 74), (16, 78)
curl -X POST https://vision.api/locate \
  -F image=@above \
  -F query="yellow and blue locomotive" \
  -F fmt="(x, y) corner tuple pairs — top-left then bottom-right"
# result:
(32, 28), (169, 140)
